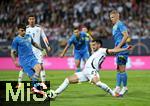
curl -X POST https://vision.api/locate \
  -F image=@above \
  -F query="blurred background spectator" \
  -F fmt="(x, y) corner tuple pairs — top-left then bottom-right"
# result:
(0, 0), (149, 56)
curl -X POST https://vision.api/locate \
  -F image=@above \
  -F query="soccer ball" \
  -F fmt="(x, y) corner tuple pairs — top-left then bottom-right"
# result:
(47, 90), (57, 99)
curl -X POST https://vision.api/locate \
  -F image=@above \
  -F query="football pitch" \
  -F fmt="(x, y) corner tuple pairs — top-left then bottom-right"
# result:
(0, 70), (150, 106)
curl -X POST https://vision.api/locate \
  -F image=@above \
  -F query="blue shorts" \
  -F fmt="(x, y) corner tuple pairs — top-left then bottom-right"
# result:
(74, 50), (90, 61)
(116, 54), (128, 65)
(21, 59), (39, 77)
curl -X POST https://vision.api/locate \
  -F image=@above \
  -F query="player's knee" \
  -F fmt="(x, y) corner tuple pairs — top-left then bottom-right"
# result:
(117, 65), (126, 72)
(118, 68), (125, 72)
(67, 76), (78, 84)
(92, 76), (99, 85)
(75, 60), (80, 67)
(95, 81), (102, 86)
(76, 64), (80, 68)
(37, 64), (41, 70)
(67, 76), (73, 83)
(41, 64), (44, 70)
(64, 78), (70, 84)
(34, 64), (41, 73)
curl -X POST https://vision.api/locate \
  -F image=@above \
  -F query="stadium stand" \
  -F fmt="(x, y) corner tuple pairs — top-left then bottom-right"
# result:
(0, 0), (149, 56)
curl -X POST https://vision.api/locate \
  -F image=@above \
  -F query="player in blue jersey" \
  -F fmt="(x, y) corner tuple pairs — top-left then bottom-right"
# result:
(16, 14), (51, 89)
(80, 26), (93, 69)
(11, 23), (46, 95)
(110, 10), (129, 96)
(60, 28), (90, 72)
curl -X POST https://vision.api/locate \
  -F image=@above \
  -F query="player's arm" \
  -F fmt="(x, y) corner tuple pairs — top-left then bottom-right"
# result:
(87, 33), (94, 54)
(116, 31), (129, 48)
(31, 39), (47, 56)
(60, 44), (70, 57)
(31, 40), (43, 51)
(83, 32), (94, 54)
(29, 35), (43, 51)
(11, 39), (19, 67)
(60, 36), (73, 57)
(116, 23), (129, 48)
(41, 27), (51, 52)
(87, 33), (93, 41)
(107, 46), (132, 54)
(11, 50), (19, 67)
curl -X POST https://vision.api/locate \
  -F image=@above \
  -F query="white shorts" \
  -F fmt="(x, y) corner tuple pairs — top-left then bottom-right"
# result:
(75, 68), (100, 82)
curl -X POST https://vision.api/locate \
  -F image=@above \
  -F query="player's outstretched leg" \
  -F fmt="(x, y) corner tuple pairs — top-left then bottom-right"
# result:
(91, 74), (116, 97)
(53, 74), (79, 98)
(95, 81), (116, 96)
(55, 78), (69, 94)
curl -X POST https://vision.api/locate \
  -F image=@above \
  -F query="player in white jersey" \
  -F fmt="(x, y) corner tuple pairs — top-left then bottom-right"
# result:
(49, 39), (131, 98)
(17, 14), (51, 89)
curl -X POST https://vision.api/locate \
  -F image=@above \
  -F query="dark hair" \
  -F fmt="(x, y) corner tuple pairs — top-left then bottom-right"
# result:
(17, 23), (26, 30)
(28, 14), (36, 18)
(73, 27), (79, 31)
(92, 38), (103, 46)
(84, 23), (90, 30)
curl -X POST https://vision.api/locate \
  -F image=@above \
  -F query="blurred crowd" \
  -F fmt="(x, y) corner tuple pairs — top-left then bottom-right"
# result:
(0, 0), (150, 56)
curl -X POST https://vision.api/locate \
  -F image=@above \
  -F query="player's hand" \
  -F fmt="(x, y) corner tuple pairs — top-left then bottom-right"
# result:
(14, 60), (20, 67)
(114, 46), (120, 49)
(127, 45), (133, 50)
(47, 47), (51, 52)
(42, 49), (47, 56)
(60, 53), (64, 58)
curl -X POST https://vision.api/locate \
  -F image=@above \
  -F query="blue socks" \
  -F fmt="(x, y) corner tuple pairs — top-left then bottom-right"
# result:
(120, 72), (127, 86)
(116, 72), (121, 86)
(116, 72), (127, 87)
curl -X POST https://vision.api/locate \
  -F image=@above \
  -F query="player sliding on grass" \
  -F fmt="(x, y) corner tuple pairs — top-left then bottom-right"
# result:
(49, 39), (132, 98)
(11, 23), (47, 95)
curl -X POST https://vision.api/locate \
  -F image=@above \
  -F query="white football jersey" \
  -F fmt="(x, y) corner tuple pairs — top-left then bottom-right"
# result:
(26, 24), (47, 55)
(85, 48), (108, 70)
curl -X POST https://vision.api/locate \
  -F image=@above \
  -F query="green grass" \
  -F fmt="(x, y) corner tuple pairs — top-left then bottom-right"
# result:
(0, 70), (150, 106)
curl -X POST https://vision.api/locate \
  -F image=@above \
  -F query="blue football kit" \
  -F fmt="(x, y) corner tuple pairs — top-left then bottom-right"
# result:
(68, 32), (90, 61)
(112, 20), (129, 65)
(112, 20), (129, 87)
(11, 34), (39, 77)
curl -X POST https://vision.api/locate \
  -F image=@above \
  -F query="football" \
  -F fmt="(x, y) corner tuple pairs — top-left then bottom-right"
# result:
(47, 90), (57, 99)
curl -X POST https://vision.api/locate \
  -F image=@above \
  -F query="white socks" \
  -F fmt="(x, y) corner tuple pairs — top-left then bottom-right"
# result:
(55, 78), (69, 94)
(119, 87), (128, 95)
(54, 80), (116, 96)
(18, 70), (24, 83)
(40, 70), (46, 82)
(96, 81), (115, 96)
(18, 70), (46, 82)
(113, 86), (121, 94)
